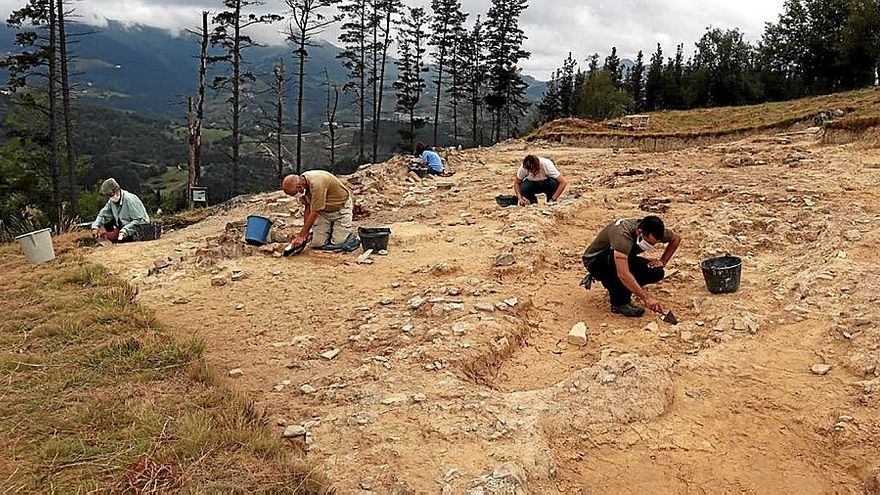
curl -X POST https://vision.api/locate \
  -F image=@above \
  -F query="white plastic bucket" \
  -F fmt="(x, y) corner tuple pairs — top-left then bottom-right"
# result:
(15, 228), (55, 264)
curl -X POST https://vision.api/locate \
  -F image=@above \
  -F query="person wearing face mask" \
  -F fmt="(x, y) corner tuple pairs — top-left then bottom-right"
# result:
(89, 178), (150, 242)
(581, 216), (682, 317)
(281, 172), (360, 253)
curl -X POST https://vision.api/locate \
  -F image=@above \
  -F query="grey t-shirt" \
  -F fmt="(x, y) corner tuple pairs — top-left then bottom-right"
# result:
(582, 218), (675, 260)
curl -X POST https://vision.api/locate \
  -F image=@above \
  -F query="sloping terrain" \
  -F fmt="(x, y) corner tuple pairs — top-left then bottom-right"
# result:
(531, 87), (880, 140)
(86, 125), (880, 492)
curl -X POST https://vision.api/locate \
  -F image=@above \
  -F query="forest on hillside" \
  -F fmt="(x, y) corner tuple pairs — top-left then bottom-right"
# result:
(537, 0), (880, 123)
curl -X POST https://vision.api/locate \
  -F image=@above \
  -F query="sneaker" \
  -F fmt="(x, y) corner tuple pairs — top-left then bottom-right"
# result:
(611, 303), (646, 317)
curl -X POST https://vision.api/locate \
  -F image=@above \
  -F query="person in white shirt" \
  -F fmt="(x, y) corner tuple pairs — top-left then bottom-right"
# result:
(513, 155), (568, 206)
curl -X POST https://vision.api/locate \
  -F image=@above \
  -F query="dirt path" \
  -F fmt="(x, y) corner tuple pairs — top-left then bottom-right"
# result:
(89, 129), (880, 492)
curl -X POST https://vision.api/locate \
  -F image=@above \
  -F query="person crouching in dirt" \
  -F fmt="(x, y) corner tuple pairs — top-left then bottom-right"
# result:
(408, 142), (454, 180)
(514, 155), (568, 206)
(282, 172), (360, 253)
(581, 216), (682, 317)
(89, 178), (150, 243)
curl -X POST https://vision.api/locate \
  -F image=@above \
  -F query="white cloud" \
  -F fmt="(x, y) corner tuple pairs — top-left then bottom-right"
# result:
(0, 0), (786, 79)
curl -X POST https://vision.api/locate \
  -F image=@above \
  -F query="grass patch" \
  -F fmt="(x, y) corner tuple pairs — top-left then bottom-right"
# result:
(530, 86), (880, 140)
(0, 235), (333, 493)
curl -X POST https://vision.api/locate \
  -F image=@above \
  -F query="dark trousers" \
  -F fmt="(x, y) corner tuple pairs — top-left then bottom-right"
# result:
(520, 177), (559, 204)
(585, 250), (665, 306)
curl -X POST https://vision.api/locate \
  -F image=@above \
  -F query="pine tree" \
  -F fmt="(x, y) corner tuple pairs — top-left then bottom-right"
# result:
(587, 53), (600, 77)
(460, 16), (486, 146)
(2, 0), (62, 226)
(371, 0), (402, 162)
(627, 50), (645, 112)
(285, 0), (339, 172)
(603, 47), (623, 87)
(429, 0), (465, 146)
(337, 0), (372, 164)
(56, 0), (76, 217)
(644, 43), (663, 111)
(393, 6), (429, 151)
(210, 0), (282, 195)
(444, 8), (468, 146)
(483, 0), (530, 142)
(557, 52), (577, 117)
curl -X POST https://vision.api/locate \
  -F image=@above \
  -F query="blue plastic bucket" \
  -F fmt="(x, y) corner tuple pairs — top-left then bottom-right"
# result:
(245, 215), (273, 246)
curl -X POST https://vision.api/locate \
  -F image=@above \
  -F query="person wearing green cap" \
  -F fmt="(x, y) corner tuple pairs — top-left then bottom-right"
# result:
(90, 178), (150, 242)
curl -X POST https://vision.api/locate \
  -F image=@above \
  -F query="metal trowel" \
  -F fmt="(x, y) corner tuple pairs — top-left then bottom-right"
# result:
(662, 310), (679, 325)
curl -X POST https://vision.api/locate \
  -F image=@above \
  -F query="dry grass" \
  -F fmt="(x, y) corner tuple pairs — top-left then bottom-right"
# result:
(0, 234), (333, 493)
(530, 86), (880, 140)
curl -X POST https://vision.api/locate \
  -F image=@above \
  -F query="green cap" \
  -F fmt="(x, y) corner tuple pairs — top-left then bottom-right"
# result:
(100, 178), (120, 195)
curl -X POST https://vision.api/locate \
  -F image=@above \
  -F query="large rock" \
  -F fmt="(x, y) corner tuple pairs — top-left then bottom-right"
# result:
(494, 252), (516, 267)
(567, 322), (588, 346)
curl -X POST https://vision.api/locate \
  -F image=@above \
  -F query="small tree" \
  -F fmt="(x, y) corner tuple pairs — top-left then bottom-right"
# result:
(626, 50), (645, 112)
(577, 70), (632, 121)
(321, 69), (341, 167)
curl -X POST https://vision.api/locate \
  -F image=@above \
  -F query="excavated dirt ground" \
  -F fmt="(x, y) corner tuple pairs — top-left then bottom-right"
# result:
(89, 127), (880, 493)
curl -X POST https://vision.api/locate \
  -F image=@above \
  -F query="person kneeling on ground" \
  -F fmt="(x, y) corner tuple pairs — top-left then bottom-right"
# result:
(514, 155), (568, 206)
(282, 171), (360, 253)
(581, 215), (682, 317)
(409, 142), (454, 179)
(89, 178), (150, 242)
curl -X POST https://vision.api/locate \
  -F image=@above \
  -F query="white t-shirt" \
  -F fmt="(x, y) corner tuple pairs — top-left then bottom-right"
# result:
(516, 157), (561, 182)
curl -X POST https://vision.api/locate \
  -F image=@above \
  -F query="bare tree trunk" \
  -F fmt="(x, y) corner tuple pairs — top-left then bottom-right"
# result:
(295, 39), (306, 173)
(232, 0), (242, 195)
(358, 3), (366, 164)
(196, 11), (208, 186)
(187, 97), (196, 208)
(48, 0), (61, 229)
(57, 0), (77, 217)
(373, 2), (392, 165)
(276, 58), (284, 182)
(433, 50), (445, 146)
(370, 1), (379, 163)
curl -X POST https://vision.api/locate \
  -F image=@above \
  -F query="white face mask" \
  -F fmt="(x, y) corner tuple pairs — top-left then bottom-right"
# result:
(636, 236), (654, 252)
(110, 192), (122, 203)
(292, 191), (305, 200)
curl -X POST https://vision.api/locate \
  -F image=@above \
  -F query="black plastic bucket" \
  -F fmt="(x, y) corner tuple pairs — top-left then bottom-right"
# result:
(700, 255), (742, 294)
(358, 227), (391, 252)
(496, 195), (518, 208)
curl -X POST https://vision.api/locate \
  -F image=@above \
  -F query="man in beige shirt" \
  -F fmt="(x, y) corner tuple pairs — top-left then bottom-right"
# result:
(282, 171), (359, 252)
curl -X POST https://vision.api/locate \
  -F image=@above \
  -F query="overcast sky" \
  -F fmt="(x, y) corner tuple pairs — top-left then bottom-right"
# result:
(0, 0), (787, 79)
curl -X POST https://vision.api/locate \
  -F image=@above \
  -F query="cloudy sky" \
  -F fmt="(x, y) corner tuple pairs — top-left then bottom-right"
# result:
(0, 0), (786, 79)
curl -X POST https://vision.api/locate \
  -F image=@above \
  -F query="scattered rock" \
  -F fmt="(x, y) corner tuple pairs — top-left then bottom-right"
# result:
(468, 463), (528, 494)
(408, 296), (426, 309)
(300, 384), (318, 394)
(843, 230), (862, 242)
(643, 322), (659, 332)
(320, 348), (340, 360)
(475, 302), (496, 313)
(599, 371), (617, 384)
(380, 298), (393, 306)
(680, 331), (693, 342)
(228, 368), (243, 378)
(494, 252), (516, 267)
(380, 394), (410, 406)
(504, 297), (519, 307)
(153, 259), (170, 270)
(211, 275), (228, 287)
(567, 322), (588, 346)
(235, 304), (245, 310)
(357, 249), (374, 265)
(231, 271), (247, 281)
(282, 425), (306, 438)
(452, 322), (472, 336)
(412, 393), (427, 402)
(811, 364), (832, 376)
